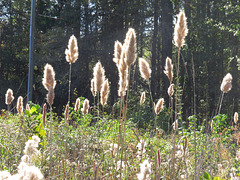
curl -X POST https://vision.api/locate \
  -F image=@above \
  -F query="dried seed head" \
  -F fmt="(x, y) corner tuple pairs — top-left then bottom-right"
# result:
(234, 112), (239, 124)
(91, 78), (96, 97)
(220, 73), (232, 93)
(17, 96), (23, 115)
(74, 98), (80, 111)
(164, 57), (173, 83)
(93, 61), (105, 92)
(113, 41), (123, 65)
(173, 119), (178, 131)
(101, 79), (110, 106)
(65, 35), (78, 64)
(64, 104), (69, 122)
(124, 28), (137, 66)
(5, 88), (14, 105)
(118, 50), (128, 96)
(157, 149), (161, 169)
(26, 104), (30, 112)
(155, 98), (164, 115)
(47, 86), (54, 107)
(81, 99), (90, 115)
(42, 64), (56, 91)
(168, 84), (174, 97)
(139, 58), (151, 80)
(42, 103), (47, 127)
(174, 10), (188, 48)
(140, 92), (146, 105)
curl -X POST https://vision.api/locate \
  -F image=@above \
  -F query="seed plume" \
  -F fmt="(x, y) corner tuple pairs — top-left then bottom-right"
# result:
(65, 35), (79, 64)
(220, 73), (232, 93)
(42, 64), (56, 91)
(5, 88), (14, 105)
(173, 119), (178, 130)
(17, 96), (23, 115)
(118, 49), (128, 96)
(47, 86), (54, 107)
(81, 99), (90, 115)
(124, 28), (137, 66)
(91, 78), (96, 97)
(155, 98), (164, 115)
(74, 98), (80, 111)
(101, 79), (110, 106)
(140, 92), (146, 105)
(139, 58), (151, 80)
(164, 57), (173, 83)
(113, 41), (123, 65)
(174, 10), (188, 48)
(93, 61), (105, 92)
(234, 112), (239, 124)
(64, 104), (69, 122)
(168, 84), (174, 97)
(26, 104), (30, 112)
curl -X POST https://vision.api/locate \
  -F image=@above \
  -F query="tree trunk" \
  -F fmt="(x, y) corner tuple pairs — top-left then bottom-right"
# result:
(161, 0), (173, 103)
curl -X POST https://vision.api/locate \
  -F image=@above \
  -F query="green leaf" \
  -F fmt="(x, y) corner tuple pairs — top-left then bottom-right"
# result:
(30, 106), (37, 114)
(203, 172), (211, 179)
(212, 177), (220, 180)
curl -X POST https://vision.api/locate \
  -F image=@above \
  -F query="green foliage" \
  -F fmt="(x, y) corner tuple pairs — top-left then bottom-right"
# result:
(200, 171), (226, 180)
(212, 114), (228, 134)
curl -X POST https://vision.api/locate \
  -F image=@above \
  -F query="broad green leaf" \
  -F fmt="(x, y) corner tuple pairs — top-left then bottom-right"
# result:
(203, 172), (211, 179)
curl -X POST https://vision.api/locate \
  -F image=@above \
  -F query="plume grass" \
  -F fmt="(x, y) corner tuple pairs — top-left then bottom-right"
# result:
(101, 79), (110, 106)
(42, 64), (56, 91)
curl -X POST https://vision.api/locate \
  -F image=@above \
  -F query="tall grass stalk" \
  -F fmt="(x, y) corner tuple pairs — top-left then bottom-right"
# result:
(191, 54), (197, 179)
(68, 63), (72, 104)
(49, 106), (53, 175)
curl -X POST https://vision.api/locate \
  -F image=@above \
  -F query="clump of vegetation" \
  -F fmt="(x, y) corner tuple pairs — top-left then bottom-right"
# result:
(0, 10), (239, 180)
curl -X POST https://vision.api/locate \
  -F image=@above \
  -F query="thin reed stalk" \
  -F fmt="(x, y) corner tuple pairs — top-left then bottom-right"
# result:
(68, 63), (72, 104)
(147, 82), (156, 129)
(172, 47), (180, 180)
(49, 106), (53, 175)
(191, 54), (197, 179)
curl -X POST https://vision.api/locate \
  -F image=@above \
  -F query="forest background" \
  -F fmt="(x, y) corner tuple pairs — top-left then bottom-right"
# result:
(0, 0), (240, 124)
